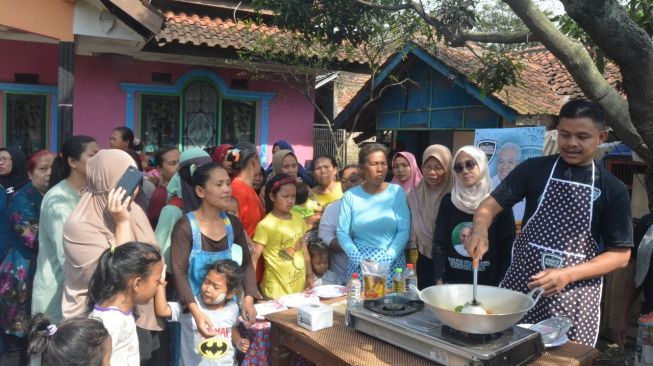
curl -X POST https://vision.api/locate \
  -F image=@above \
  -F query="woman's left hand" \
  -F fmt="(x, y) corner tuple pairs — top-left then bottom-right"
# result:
(107, 187), (131, 224)
(240, 296), (257, 328)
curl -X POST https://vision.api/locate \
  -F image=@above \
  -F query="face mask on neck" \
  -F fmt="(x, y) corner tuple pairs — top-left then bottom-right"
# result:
(205, 292), (227, 305)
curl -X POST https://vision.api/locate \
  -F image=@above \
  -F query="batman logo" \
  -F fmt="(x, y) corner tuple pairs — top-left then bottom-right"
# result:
(198, 338), (229, 359)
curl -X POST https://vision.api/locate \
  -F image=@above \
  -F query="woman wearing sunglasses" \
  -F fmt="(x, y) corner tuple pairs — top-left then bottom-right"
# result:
(431, 145), (515, 286)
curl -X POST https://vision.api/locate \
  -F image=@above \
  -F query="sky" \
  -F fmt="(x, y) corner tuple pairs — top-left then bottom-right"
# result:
(532, 0), (565, 15)
(478, 0), (565, 16)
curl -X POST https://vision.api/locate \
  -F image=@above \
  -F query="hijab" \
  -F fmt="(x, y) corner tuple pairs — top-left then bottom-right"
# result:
(0, 147), (28, 195)
(166, 147), (211, 200)
(391, 152), (422, 193)
(274, 140), (293, 151)
(170, 148), (212, 213)
(271, 149), (297, 178)
(407, 145), (452, 257)
(264, 140), (314, 186)
(62, 149), (161, 330)
(211, 144), (233, 165)
(450, 145), (492, 214)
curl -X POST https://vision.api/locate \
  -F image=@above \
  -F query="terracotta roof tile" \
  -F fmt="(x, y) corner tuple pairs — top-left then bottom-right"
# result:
(426, 45), (622, 116)
(155, 11), (366, 64)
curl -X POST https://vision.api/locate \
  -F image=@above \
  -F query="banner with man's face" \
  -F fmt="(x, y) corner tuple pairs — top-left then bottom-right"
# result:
(474, 127), (545, 229)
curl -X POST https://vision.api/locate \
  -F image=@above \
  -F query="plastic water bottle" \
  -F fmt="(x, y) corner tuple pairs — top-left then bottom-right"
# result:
(637, 312), (653, 365)
(405, 263), (417, 297)
(392, 268), (405, 294)
(345, 273), (362, 327)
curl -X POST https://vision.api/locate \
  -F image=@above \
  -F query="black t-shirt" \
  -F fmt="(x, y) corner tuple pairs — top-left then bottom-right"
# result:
(491, 154), (633, 249)
(432, 194), (515, 285)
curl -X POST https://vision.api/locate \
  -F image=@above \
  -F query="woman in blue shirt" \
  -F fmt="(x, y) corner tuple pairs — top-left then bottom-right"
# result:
(337, 143), (410, 285)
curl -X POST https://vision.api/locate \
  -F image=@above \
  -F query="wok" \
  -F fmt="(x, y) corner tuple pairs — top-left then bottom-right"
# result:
(416, 284), (544, 334)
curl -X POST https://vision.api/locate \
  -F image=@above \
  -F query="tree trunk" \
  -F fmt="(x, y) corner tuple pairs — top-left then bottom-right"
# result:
(562, 0), (653, 164)
(501, 0), (652, 164)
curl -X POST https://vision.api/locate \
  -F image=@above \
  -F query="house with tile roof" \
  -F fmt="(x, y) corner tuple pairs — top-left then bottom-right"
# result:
(335, 42), (623, 156)
(0, 0), (366, 166)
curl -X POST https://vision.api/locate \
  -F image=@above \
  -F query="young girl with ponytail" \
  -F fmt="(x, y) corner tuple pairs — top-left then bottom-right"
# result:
(28, 314), (110, 366)
(87, 242), (164, 366)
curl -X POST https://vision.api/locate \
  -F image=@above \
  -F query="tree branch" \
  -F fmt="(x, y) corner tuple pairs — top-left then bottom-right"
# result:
(356, 0), (412, 11)
(356, 1), (533, 47)
(460, 30), (535, 44)
(356, 0), (454, 41)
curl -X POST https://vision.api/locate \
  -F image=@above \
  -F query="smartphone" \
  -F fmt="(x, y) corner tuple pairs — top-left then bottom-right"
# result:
(114, 166), (143, 203)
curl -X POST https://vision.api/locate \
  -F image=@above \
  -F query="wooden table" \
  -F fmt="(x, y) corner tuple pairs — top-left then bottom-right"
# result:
(266, 306), (599, 366)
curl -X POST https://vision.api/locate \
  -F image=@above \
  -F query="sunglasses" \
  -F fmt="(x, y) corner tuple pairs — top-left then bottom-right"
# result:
(453, 160), (477, 174)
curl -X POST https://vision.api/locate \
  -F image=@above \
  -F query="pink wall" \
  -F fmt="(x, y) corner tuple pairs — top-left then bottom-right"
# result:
(264, 86), (314, 167)
(0, 39), (315, 164)
(0, 40), (58, 84)
(74, 55), (315, 165)
(0, 39), (58, 146)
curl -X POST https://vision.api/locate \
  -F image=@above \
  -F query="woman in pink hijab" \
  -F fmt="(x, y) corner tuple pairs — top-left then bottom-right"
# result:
(391, 152), (422, 193)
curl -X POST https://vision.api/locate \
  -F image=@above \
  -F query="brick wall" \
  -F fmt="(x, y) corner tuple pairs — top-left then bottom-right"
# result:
(334, 72), (370, 113)
(329, 71), (371, 166)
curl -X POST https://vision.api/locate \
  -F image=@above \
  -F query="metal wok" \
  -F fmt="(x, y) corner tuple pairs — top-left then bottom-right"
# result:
(416, 284), (544, 334)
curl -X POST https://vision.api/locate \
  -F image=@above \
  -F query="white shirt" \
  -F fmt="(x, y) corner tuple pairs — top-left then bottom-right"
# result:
(313, 269), (339, 286)
(169, 298), (239, 366)
(318, 199), (348, 285)
(492, 175), (525, 222)
(90, 306), (140, 366)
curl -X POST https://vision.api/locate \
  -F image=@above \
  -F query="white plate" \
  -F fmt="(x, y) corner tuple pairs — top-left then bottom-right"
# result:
(277, 293), (320, 308)
(311, 285), (347, 299)
(517, 324), (570, 348)
(253, 301), (288, 317)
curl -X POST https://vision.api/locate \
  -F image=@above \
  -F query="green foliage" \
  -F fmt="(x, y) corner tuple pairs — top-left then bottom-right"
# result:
(251, 0), (409, 47)
(551, 14), (590, 44)
(475, 1), (526, 34)
(436, 0), (477, 31)
(627, 0), (653, 35)
(247, 0), (439, 78)
(246, 0), (532, 97)
(470, 50), (523, 98)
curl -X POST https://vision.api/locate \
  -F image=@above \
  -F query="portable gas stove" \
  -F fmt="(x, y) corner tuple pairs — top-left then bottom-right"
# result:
(348, 297), (544, 366)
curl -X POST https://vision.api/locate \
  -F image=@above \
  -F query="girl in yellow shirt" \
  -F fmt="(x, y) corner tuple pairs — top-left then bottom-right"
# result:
(252, 174), (313, 299)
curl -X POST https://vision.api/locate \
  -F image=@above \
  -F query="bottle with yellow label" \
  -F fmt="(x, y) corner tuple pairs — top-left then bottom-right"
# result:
(392, 268), (405, 295)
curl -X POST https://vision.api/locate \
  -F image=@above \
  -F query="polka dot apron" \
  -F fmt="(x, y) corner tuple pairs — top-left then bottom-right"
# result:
(499, 158), (602, 347)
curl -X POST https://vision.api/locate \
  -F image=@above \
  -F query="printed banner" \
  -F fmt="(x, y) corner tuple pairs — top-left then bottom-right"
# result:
(474, 127), (545, 229)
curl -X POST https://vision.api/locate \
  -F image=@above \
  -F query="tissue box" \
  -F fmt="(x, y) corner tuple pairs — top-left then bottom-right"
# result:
(297, 303), (333, 332)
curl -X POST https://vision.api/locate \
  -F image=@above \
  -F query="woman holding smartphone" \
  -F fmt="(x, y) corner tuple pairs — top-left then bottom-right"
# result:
(62, 149), (163, 361)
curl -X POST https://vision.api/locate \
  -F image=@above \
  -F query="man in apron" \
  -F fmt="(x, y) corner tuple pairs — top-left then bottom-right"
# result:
(466, 99), (632, 347)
